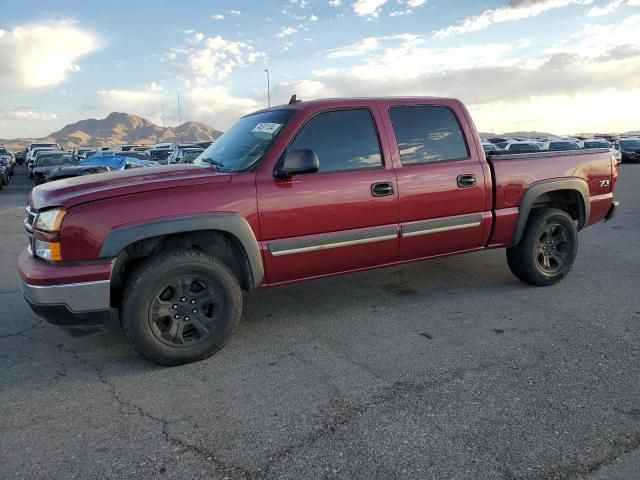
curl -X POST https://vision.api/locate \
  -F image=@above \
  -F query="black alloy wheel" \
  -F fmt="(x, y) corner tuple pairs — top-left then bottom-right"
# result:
(149, 275), (223, 348)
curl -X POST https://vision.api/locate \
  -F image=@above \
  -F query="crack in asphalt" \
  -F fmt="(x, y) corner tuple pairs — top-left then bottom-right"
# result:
(561, 434), (640, 480)
(22, 332), (259, 480)
(0, 319), (44, 340)
(261, 363), (496, 475)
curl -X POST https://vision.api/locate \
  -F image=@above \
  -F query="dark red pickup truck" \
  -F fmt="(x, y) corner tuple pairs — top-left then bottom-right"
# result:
(19, 97), (619, 365)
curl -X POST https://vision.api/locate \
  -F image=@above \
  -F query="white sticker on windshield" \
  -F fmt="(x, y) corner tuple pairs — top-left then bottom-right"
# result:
(251, 123), (282, 134)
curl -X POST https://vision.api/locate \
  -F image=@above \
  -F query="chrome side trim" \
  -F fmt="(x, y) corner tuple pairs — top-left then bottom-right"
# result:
(268, 225), (397, 257)
(21, 280), (110, 312)
(401, 214), (482, 238)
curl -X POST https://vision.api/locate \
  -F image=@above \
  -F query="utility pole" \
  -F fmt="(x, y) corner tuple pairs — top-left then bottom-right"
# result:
(176, 90), (184, 145)
(161, 103), (166, 128)
(264, 68), (271, 108)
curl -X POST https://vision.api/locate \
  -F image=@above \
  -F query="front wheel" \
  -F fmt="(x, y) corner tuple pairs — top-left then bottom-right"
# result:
(122, 249), (243, 366)
(506, 208), (578, 286)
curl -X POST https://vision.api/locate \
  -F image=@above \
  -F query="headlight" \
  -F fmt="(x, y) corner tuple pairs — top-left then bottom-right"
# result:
(34, 208), (66, 232)
(34, 239), (62, 261)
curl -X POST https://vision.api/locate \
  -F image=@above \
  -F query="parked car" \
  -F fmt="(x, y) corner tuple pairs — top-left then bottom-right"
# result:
(502, 142), (542, 152)
(27, 147), (59, 177)
(46, 165), (111, 182)
(93, 150), (153, 161)
(31, 152), (78, 185)
(577, 139), (610, 149)
(19, 96), (619, 366)
(613, 138), (640, 163)
(14, 150), (27, 164)
(0, 159), (10, 186)
(79, 155), (158, 170)
(541, 140), (580, 151)
(72, 148), (96, 160)
(578, 138), (621, 165)
(147, 149), (173, 164)
(0, 146), (15, 177)
(481, 142), (498, 153)
(196, 141), (213, 149)
(168, 147), (205, 164)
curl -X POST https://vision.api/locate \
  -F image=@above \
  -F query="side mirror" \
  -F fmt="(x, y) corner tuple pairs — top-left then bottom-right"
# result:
(275, 149), (319, 178)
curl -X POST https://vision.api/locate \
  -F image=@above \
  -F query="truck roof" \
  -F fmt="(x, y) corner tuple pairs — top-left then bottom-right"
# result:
(249, 96), (461, 116)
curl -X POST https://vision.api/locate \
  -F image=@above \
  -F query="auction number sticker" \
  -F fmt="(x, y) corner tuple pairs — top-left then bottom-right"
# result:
(251, 123), (282, 134)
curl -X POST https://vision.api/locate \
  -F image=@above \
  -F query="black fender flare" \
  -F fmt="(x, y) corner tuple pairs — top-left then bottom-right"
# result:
(100, 215), (264, 288)
(512, 178), (590, 246)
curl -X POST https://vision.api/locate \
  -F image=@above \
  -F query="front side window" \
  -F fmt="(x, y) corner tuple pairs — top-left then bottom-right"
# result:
(288, 109), (382, 173)
(390, 106), (469, 165)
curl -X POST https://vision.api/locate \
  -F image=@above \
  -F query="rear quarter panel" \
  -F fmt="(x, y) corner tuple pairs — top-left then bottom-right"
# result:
(489, 150), (613, 247)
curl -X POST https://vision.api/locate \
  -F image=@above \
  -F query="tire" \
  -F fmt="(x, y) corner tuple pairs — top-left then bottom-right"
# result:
(122, 249), (243, 366)
(506, 208), (578, 286)
(0, 174), (7, 186)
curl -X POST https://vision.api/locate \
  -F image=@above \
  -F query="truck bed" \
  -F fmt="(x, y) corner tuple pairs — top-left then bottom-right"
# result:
(486, 148), (615, 247)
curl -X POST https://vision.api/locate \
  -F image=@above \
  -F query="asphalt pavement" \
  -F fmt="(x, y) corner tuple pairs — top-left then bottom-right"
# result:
(0, 164), (638, 480)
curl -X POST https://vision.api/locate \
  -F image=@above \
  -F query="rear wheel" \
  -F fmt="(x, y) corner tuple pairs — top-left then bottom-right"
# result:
(122, 249), (242, 366)
(506, 208), (578, 286)
(0, 173), (8, 186)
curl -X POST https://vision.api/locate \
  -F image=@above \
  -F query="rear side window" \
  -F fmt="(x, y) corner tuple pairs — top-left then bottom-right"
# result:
(390, 106), (469, 165)
(289, 109), (382, 173)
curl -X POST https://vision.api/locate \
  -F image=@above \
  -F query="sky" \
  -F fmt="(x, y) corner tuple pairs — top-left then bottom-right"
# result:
(1, 0), (639, 138)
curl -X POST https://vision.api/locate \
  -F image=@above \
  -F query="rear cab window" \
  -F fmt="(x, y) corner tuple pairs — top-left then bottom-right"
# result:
(288, 108), (383, 173)
(389, 105), (469, 165)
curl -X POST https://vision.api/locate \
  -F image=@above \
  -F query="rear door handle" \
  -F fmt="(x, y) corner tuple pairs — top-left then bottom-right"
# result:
(371, 182), (395, 197)
(457, 174), (477, 188)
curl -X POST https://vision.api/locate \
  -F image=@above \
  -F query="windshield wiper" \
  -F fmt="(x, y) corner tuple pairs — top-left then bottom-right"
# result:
(200, 158), (225, 168)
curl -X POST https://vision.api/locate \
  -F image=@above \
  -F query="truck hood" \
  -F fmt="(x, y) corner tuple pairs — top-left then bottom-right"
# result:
(30, 164), (232, 210)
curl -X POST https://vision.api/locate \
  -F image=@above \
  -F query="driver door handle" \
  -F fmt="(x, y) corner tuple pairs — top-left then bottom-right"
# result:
(457, 174), (477, 188)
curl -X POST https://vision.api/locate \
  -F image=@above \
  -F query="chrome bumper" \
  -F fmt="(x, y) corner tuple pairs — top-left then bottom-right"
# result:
(21, 279), (110, 312)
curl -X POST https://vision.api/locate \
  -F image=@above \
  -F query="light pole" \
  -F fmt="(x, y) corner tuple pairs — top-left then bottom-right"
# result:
(176, 90), (184, 145)
(264, 68), (271, 108)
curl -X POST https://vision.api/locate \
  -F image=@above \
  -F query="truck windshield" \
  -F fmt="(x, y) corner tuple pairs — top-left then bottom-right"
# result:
(36, 154), (75, 167)
(194, 110), (294, 172)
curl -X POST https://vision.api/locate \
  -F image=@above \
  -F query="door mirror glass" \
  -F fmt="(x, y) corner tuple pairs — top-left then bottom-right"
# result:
(275, 149), (319, 178)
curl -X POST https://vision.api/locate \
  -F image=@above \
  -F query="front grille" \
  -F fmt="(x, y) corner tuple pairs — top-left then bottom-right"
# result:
(24, 206), (36, 233)
(24, 207), (36, 256)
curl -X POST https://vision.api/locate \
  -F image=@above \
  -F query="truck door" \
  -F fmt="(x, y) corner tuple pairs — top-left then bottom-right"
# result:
(380, 101), (492, 261)
(256, 105), (399, 285)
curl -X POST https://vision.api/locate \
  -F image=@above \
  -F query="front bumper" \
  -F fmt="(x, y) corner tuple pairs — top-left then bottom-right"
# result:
(21, 279), (112, 327)
(18, 250), (114, 332)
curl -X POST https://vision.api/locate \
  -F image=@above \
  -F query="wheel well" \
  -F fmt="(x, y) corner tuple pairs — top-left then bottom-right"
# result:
(530, 189), (585, 229)
(110, 230), (253, 308)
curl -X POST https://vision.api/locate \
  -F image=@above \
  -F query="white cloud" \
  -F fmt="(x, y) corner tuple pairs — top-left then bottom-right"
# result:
(229, 9), (241, 15)
(329, 0), (342, 5)
(325, 34), (420, 58)
(0, 109), (58, 121)
(211, 14), (225, 20)
(587, 0), (624, 16)
(407, 0), (426, 6)
(352, 0), (389, 17)
(277, 26), (298, 37)
(309, 14), (319, 21)
(0, 19), (101, 89)
(168, 33), (265, 83)
(433, 0), (594, 39)
(185, 87), (259, 129)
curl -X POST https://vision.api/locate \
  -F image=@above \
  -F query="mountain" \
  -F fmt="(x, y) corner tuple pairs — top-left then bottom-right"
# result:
(1, 112), (223, 150)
